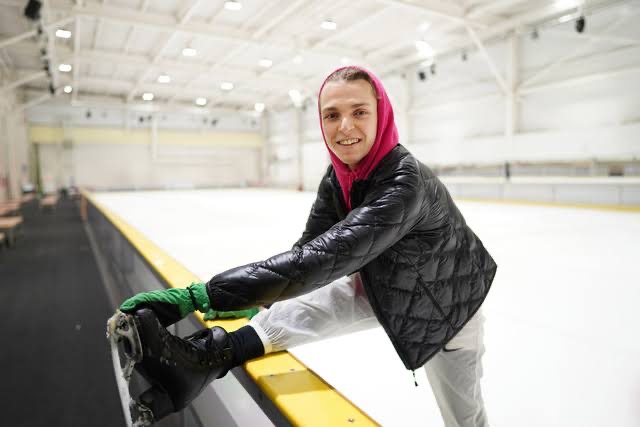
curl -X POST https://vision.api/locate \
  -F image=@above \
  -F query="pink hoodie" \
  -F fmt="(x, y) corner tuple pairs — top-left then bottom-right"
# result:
(318, 66), (399, 211)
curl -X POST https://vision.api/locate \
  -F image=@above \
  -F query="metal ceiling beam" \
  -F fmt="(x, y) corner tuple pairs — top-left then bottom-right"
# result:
(0, 16), (74, 50)
(519, 11), (634, 89)
(377, 1), (606, 75)
(166, 0), (312, 105)
(374, 0), (485, 27)
(126, 0), (206, 101)
(56, 2), (364, 62)
(72, 16), (80, 102)
(464, 23), (508, 94)
(543, 29), (640, 46)
(0, 71), (47, 93)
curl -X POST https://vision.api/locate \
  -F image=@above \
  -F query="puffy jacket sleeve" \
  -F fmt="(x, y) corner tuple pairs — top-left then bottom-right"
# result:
(293, 166), (339, 248)
(206, 160), (425, 310)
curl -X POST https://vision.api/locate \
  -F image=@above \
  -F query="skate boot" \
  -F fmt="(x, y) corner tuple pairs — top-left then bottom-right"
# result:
(131, 308), (234, 423)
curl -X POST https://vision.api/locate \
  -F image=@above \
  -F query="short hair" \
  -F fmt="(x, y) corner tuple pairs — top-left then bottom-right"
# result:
(325, 67), (378, 97)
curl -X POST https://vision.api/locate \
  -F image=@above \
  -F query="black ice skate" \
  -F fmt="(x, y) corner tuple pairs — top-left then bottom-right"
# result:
(106, 309), (233, 426)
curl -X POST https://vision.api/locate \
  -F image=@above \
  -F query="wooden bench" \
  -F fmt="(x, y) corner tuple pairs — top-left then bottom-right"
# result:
(0, 216), (23, 247)
(21, 193), (36, 203)
(40, 195), (58, 211)
(0, 200), (21, 216)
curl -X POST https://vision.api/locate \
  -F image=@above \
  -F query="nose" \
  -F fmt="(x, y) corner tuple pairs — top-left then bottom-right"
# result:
(339, 116), (354, 133)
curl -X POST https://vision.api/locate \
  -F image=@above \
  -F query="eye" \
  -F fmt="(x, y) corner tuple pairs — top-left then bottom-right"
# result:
(354, 109), (368, 117)
(323, 112), (338, 120)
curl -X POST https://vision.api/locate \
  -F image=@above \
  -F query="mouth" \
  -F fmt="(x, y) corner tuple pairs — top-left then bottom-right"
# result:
(336, 138), (361, 146)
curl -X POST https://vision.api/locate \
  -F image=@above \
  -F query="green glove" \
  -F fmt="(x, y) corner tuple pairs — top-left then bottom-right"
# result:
(204, 307), (259, 321)
(119, 282), (210, 327)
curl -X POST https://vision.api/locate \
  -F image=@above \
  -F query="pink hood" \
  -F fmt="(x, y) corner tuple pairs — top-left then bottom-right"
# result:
(318, 66), (399, 211)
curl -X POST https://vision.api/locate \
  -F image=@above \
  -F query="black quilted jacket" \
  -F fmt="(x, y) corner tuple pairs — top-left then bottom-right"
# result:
(207, 145), (497, 370)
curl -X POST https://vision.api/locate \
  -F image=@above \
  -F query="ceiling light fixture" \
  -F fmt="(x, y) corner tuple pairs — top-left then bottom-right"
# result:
(63, 85), (72, 93)
(195, 97), (207, 106)
(157, 74), (171, 83)
(321, 20), (337, 30)
(142, 92), (154, 101)
(58, 63), (72, 72)
(258, 58), (273, 68)
(292, 55), (303, 64)
(254, 102), (265, 113)
(55, 29), (71, 39)
(415, 40), (435, 58)
(340, 57), (350, 65)
(288, 89), (303, 107)
(182, 47), (197, 57)
(220, 82), (234, 90)
(224, 0), (242, 11)
(418, 22), (431, 33)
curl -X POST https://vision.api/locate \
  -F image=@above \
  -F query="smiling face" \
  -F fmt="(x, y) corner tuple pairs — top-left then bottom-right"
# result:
(320, 79), (378, 170)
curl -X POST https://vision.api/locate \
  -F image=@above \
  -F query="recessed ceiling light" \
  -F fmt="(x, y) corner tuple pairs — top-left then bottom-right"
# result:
(288, 89), (302, 107)
(182, 47), (197, 57)
(224, 0), (242, 11)
(292, 55), (303, 64)
(63, 85), (72, 93)
(157, 74), (171, 83)
(142, 92), (154, 101)
(195, 97), (207, 106)
(58, 63), (72, 72)
(220, 82), (234, 90)
(418, 22), (431, 33)
(414, 40), (435, 58)
(341, 57), (350, 65)
(321, 20), (337, 30)
(254, 102), (265, 112)
(258, 58), (273, 68)
(55, 29), (72, 39)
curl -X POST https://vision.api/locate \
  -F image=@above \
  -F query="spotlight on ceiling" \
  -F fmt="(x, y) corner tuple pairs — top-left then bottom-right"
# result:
(55, 29), (72, 39)
(321, 20), (337, 30)
(224, 0), (242, 11)
(142, 92), (154, 101)
(575, 16), (586, 33)
(220, 82), (234, 91)
(157, 74), (171, 83)
(63, 85), (72, 94)
(254, 102), (265, 113)
(182, 47), (197, 57)
(24, 0), (42, 21)
(58, 63), (72, 72)
(195, 97), (207, 106)
(258, 58), (273, 68)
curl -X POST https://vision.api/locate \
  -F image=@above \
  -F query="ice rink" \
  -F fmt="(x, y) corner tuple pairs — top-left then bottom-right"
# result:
(94, 189), (640, 427)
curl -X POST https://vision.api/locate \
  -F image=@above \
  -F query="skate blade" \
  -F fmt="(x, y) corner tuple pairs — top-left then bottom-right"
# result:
(106, 311), (153, 427)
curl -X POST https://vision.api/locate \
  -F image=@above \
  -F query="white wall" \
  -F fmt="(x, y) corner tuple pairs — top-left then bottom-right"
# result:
(407, 4), (640, 167)
(0, 89), (30, 201)
(29, 103), (264, 191)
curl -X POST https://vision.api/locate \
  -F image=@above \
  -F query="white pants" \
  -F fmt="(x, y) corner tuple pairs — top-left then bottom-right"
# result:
(250, 274), (488, 427)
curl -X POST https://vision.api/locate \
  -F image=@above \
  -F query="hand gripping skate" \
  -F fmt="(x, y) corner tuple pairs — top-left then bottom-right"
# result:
(106, 311), (154, 427)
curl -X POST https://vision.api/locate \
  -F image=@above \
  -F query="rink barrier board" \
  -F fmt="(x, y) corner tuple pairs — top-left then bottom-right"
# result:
(456, 197), (640, 213)
(82, 190), (379, 427)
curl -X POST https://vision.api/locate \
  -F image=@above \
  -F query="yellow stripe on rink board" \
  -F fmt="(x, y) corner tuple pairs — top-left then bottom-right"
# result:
(457, 197), (640, 213)
(82, 190), (379, 426)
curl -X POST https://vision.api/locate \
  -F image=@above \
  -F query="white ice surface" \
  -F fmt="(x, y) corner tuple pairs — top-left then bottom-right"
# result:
(94, 189), (640, 427)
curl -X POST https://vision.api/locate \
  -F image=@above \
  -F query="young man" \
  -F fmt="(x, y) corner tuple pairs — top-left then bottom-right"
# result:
(120, 66), (497, 426)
